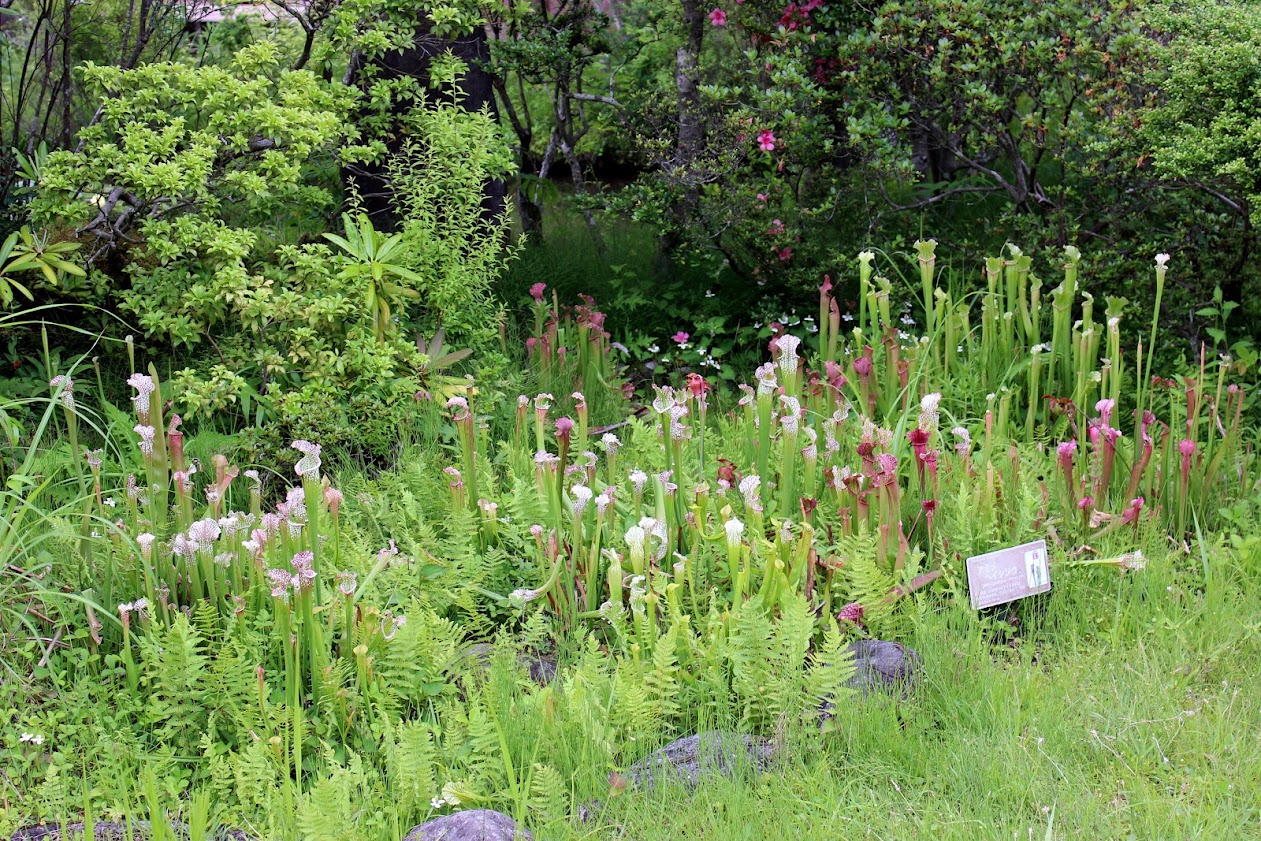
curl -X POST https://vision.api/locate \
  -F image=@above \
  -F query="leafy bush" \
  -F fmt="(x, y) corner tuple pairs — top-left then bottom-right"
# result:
(28, 42), (520, 458)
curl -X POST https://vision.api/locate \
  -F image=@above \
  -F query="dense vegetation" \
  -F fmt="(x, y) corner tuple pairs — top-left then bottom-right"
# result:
(0, 0), (1259, 838)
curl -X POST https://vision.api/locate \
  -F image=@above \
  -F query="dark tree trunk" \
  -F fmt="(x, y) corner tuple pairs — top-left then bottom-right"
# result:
(345, 25), (504, 231)
(658, 0), (705, 274)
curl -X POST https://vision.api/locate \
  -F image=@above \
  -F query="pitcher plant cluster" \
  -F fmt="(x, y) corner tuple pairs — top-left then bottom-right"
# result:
(442, 246), (1253, 643)
(42, 245), (1255, 778)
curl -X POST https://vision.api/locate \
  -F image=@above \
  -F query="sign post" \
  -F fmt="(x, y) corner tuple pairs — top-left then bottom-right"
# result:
(966, 539), (1051, 610)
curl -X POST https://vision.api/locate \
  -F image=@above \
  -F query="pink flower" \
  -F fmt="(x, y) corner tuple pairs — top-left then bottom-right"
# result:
(757, 130), (776, 151)
(756, 193), (768, 201)
(838, 602), (865, 625)
(768, 219), (785, 236)
(529, 282), (547, 302)
(686, 373), (710, 398)
(1095, 398), (1115, 426)
(672, 331), (690, 345)
(323, 486), (344, 516)
(1121, 496), (1145, 526)
(777, 247), (793, 261)
(1178, 438), (1196, 480)
(708, 7), (727, 25)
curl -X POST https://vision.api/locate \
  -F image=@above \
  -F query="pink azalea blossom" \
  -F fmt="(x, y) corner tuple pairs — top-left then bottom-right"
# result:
(708, 7), (727, 25)
(756, 193), (768, 201)
(777, 247), (793, 261)
(757, 130), (776, 151)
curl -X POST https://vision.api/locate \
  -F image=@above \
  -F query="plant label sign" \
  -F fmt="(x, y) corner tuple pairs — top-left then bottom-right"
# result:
(966, 540), (1051, 610)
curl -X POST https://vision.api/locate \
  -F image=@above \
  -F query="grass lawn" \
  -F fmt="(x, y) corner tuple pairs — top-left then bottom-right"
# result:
(544, 542), (1261, 840)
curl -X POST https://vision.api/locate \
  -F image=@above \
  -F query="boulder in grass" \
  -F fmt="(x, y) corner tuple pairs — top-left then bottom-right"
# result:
(403, 810), (532, 841)
(460, 643), (557, 686)
(844, 639), (921, 697)
(622, 731), (779, 791)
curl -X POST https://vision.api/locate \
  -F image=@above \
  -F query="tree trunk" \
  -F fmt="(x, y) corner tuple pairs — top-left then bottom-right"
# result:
(658, 0), (705, 273)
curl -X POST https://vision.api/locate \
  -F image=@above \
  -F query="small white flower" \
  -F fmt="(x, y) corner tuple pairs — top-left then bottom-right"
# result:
(133, 424), (156, 455)
(776, 334), (802, 379)
(49, 375), (75, 409)
(188, 517), (221, 545)
(778, 520), (794, 544)
(918, 392), (942, 431)
(571, 484), (593, 517)
(291, 440), (322, 478)
(127, 373), (155, 414)
(755, 362), (778, 396)
(629, 469), (648, 494)
(1120, 550), (1146, 571)
(779, 396), (801, 435)
(738, 475), (763, 513)
(19, 733), (44, 745)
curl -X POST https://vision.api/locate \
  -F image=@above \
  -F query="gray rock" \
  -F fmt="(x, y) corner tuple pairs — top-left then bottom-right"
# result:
(623, 731), (778, 791)
(403, 810), (532, 841)
(844, 639), (921, 697)
(460, 643), (557, 685)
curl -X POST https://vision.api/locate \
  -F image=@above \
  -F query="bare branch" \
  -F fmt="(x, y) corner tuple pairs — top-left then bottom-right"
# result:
(568, 91), (621, 108)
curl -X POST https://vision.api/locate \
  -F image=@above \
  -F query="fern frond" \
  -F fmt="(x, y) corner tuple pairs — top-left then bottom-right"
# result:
(805, 617), (856, 710)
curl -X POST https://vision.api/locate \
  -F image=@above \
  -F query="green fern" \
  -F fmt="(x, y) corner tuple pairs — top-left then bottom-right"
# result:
(527, 762), (568, 824)
(643, 621), (682, 724)
(384, 719), (437, 826)
(138, 614), (209, 755)
(805, 617), (857, 711)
